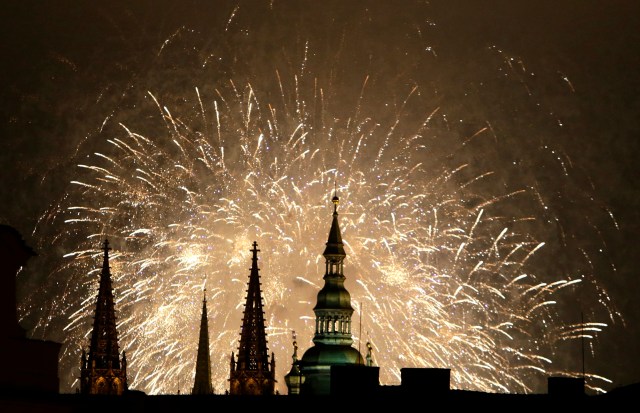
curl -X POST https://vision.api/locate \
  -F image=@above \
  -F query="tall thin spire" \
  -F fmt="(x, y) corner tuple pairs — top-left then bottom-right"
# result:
(229, 241), (276, 395)
(80, 239), (128, 395)
(192, 289), (213, 395)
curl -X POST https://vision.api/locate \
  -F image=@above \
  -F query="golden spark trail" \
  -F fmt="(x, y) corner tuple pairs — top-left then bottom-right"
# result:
(20, 4), (620, 396)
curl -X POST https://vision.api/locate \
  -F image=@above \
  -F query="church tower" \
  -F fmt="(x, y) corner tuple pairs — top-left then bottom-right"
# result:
(80, 239), (128, 395)
(229, 241), (276, 395)
(192, 289), (214, 395)
(298, 192), (364, 395)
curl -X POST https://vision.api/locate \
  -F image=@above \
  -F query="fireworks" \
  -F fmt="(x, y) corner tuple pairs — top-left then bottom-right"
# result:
(18, 1), (619, 396)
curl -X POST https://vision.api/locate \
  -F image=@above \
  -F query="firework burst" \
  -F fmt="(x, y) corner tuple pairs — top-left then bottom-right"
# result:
(19, 1), (619, 396)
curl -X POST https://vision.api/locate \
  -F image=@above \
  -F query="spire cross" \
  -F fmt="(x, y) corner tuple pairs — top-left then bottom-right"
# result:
(102, 239), (112, 257)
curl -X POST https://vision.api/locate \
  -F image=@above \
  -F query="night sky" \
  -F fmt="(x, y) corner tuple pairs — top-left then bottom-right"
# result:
(1, 1), (638, 394)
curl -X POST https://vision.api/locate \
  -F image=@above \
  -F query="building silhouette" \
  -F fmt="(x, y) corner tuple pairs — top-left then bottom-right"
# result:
(295, 193), (365, 395)
(192, 289), (214, 395)
(80, 239), (128, 395)
(0, 225), (61, 395)
(229, 241), (276, 395)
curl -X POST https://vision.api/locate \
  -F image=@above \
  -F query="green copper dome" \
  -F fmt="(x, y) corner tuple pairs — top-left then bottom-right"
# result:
(314, 274), (353, 310)
(301, 344), (363, 366)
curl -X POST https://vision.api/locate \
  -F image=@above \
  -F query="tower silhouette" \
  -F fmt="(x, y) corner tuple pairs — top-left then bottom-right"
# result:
(297, 192), (364, 395)
(80, 239), (128, 395)
(192, 289), (214, 395)
(229, 241), (276, 395)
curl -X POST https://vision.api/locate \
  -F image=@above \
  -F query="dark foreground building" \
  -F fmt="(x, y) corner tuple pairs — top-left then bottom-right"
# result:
(1, 371), (637, 412)
(0, 225), (61, 395)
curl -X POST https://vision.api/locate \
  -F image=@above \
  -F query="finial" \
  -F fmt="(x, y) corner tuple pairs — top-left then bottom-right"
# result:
(203, 287), (207, 302)
(366, 341), (373, 367)
(102, 239), (111, 266)
(291, 330), (298, 361)
(251, 241), (260, 259)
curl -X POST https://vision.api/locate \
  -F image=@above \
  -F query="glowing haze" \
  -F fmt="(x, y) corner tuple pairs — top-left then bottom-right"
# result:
(17, 1), (620, 395)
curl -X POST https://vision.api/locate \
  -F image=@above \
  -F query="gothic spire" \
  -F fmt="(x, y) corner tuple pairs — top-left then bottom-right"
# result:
(192, 289), (214, 395)
(229, 241), (276, 395)
(80, 239), (128, 395)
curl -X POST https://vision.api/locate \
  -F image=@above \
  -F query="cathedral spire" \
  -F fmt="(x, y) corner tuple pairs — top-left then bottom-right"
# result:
(192, 289), (213, 395)
(80, 239), (128, 395)
(229, 241), (276, 395)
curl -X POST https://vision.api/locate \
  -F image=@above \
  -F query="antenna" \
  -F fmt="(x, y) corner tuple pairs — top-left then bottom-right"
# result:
(358, 301), (363, 364)
(581, 311), (585, 380)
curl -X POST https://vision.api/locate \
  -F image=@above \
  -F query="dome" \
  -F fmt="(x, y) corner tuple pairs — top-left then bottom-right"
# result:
(301, 344), (364, 366)
(314, 281), (353, 310)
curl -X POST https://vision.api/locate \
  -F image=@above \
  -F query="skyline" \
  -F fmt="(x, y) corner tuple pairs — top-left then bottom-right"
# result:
(1, 1), (638, 395)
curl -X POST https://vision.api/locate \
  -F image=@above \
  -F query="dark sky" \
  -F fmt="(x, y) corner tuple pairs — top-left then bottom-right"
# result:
(1, 0), (638, 394)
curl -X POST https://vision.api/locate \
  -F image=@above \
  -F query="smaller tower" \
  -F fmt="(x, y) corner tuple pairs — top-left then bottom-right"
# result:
(229, 242), (276, 395)
(80, 239), (128, 395)
(284, 331), (304, 395)
(192, 289), (214, 395)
